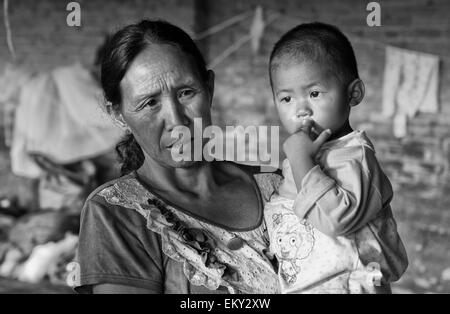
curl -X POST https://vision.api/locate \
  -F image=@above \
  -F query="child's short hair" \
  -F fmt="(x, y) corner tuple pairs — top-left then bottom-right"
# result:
(269, 22), (359, 86)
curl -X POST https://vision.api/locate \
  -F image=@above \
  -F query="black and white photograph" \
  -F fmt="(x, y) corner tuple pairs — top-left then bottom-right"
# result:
(0, 0), (449, 299)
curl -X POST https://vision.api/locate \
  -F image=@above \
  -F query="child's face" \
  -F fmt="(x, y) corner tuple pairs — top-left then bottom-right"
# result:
(271, 60), (350, 135)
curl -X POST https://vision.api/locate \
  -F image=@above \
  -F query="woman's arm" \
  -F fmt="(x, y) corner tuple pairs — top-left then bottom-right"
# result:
(75, 195), (164, 293)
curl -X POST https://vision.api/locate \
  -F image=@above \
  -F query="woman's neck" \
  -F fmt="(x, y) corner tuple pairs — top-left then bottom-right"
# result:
(136, 156), (219, 199)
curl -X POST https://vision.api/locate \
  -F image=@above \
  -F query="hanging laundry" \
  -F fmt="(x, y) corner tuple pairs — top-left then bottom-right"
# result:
(10, 73), (50, 178)
(250, 6), (265, 55)
(10, 63), (123, 178)
(382, 46), (440, 137)
(52, 63), (118, 129)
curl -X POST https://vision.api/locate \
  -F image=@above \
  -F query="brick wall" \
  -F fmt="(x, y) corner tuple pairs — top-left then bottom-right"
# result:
(0, 0), (195, 72)
(0, 0), (449, 292)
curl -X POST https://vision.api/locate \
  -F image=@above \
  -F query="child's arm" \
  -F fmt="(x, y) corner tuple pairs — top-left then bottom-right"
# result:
(283, 119), (391, 237)
(290, 143), (392, 238)
(282, 120), (331, 189)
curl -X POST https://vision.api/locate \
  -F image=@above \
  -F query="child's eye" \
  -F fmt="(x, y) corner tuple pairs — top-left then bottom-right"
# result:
(310, 91), (321, 98)
(280, 96), (292, 103)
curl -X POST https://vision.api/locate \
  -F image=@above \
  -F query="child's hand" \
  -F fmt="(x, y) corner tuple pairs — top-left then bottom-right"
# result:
(282, 119), (332, 191)
(283, 118), (331, 160)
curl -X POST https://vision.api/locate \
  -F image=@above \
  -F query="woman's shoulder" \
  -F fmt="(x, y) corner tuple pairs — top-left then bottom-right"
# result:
(85, 172), (135, 203)
(228, 162), (283, 203)
(86, 171), (151, 204)
(81, 172), (151, 225)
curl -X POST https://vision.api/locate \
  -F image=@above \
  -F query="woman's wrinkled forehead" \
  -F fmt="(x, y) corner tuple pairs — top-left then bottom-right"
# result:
(120, 44), (202, 101)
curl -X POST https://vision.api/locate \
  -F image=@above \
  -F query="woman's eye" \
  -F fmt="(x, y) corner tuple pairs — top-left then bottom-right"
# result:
(137, 99), (158, 111)
(310, 91), (321, 98)
(178, 89), (195, 99)
(144, 99), (159, 109)
(280, 96), (292, 103)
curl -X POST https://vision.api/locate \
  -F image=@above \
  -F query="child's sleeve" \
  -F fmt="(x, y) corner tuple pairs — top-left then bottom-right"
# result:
(293, 144), (393, 237)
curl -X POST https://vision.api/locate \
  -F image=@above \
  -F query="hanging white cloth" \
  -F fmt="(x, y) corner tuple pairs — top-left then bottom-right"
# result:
(382, 46), (440, 137)
(10, 64), (123, 178)
(10, 73), (50, 178)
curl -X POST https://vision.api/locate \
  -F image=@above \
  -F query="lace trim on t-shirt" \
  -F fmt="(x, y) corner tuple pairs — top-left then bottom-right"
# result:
(97, 175), (280, 294)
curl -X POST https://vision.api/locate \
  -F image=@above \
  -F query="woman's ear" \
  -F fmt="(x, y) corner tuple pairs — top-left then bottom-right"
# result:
(206, 70), (215, 106)
(347, 79), (365, 107)
(107, 102), (129, 131)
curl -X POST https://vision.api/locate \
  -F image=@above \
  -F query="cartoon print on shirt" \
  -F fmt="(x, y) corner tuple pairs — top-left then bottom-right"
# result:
(272, 212), (315, 284)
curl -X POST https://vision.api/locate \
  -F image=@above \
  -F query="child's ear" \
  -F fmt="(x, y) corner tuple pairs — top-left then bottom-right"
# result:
(347, 79), (365, 107)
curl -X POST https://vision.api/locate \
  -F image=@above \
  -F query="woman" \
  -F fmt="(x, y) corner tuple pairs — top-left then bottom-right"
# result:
(74, 20), (282, 294)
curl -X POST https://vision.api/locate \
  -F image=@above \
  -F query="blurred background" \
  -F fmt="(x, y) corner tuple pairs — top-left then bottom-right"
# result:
(0, 0), (449, 293)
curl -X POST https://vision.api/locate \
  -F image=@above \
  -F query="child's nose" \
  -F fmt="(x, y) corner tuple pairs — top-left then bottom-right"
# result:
(296, 102), (312, 117)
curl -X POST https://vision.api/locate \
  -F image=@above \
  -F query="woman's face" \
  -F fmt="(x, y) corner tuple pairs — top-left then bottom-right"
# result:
(119, 44), (214, 168)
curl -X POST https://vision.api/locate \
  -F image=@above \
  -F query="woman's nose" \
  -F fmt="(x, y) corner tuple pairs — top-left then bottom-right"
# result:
(163, 97), (189, 131)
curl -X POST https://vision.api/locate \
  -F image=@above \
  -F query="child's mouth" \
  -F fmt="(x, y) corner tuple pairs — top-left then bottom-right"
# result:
(290, 115), (313, 131)
(289, 115), (326, 140)
(295, 111), (311, 119)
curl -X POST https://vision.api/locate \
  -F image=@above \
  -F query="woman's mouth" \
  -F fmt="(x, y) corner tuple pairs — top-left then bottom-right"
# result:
(166, 139), (179, 148)
(166, 136), (193, 149)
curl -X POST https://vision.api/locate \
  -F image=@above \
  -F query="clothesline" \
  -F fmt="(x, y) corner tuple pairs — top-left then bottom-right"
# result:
(208, 13), (280, 69)
(193, 9), (253, 41)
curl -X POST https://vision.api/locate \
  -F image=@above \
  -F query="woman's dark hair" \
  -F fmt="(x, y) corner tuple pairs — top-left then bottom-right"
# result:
(101, 20), (208, 175)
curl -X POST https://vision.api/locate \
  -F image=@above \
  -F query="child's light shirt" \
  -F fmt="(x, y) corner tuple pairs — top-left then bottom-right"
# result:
(265, 130), (408, 293)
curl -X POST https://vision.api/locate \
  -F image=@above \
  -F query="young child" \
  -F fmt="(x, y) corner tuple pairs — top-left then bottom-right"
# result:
(264, 22), (408, 294)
